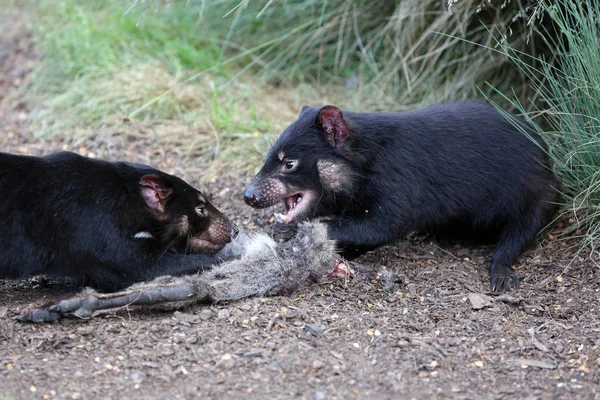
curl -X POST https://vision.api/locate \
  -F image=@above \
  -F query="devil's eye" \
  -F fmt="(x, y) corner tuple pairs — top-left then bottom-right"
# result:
(196, 205), (206, 216)
(284, 160), (297, 170)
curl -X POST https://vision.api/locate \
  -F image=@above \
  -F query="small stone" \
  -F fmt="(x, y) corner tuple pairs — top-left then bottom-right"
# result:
(199, 309), (213, 321)
(216, 357), (236, 370)
(304, 323), (324, 337)
(469, 293), (492, 310)
(217, 309), (230, 319)
(407, 283), (417, 296)
(312, 360), (325, 369)
(314, 391), (326, 400)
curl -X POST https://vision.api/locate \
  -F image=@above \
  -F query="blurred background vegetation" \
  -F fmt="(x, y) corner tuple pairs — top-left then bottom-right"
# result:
(4, 0), (553, 169)
(2, 0), (599, 253)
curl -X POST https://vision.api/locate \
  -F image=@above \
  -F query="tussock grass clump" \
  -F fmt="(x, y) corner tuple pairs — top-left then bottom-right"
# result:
(26, 0), (553, 147)
(194, 0), (551, 110)
(492, 0), (600, 256)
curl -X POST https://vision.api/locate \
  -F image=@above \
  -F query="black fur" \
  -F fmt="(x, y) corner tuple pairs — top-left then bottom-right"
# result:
(245, 100), (560, 292)
(0, 151), (237, 292)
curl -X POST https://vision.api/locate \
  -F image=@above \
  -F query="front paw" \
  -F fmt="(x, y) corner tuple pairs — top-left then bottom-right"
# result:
(271, 222), (299, 243)
(490, 266), (520, 292)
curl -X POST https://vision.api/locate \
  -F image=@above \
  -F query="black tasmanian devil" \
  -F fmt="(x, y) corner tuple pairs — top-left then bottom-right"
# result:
(0, 151), (238, 292)
(244, 100), (559, 292)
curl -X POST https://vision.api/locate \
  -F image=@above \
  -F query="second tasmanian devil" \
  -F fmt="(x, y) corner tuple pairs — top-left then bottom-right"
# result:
(244, 100), (559, 292)
(0, 151), (238, 292)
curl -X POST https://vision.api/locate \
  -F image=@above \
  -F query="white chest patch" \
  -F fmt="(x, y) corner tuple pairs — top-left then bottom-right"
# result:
(134, 231), (154, 240)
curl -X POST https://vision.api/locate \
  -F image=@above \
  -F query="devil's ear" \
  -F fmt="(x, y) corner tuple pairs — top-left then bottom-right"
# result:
(316, 105), (348, 148)
(140, 175), (173, 215)
(299, 105), (310, 115)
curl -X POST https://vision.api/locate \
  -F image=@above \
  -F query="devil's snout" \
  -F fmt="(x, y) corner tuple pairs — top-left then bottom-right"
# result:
(245, 178), (282, 209)
(244, 186), (261, 207)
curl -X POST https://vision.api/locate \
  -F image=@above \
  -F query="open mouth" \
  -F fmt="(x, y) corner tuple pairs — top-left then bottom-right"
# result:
(274, 192), (314, 223)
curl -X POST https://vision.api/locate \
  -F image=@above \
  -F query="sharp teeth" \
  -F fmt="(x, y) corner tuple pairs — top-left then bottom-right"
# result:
(274, 212), (286, 223)
(296, 195), (302, 204)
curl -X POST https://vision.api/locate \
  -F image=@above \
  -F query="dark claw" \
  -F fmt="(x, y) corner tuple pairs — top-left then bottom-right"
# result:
(490, 268), (520, 292)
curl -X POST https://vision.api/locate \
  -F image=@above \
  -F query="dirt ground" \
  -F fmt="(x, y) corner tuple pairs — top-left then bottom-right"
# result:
(1, 11), (599, 400)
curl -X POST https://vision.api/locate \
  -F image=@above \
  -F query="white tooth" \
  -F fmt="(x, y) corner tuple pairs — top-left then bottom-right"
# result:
(274, 212), (286, 223)
(296, 195), (302, 204)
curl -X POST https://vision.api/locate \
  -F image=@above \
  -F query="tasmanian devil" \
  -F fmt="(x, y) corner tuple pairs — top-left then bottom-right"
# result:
(244, 100), (559, 292)
(0, 151), (238, 292)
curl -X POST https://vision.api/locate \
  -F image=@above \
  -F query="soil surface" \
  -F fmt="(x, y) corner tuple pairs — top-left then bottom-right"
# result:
(1, 11), (599, 400)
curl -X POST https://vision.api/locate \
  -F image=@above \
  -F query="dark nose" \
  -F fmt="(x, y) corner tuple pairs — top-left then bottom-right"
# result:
(244, 187), (259, 207)
(231, 223), (239, 239)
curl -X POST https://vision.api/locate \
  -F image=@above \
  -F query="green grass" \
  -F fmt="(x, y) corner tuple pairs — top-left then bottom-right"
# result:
(489, 0), (600, 255)
(188, 0), (551, 110)
(27, 0), (226, 134)
(21, 0), (550, 151)
(34, 1), (226, 86)
(15, 0), (289, 175)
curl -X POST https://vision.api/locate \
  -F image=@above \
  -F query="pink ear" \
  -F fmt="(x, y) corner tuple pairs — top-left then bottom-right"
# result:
(140, 175), (172, 214)
(317, 105), (348, 147)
